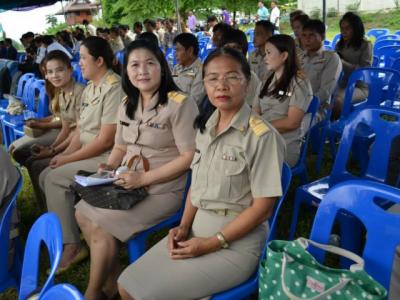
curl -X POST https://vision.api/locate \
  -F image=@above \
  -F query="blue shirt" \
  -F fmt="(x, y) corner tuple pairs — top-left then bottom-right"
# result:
(257, 6), (269, 20)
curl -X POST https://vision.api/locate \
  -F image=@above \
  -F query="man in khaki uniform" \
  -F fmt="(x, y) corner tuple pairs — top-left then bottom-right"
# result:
(39, 70), (124, 249)
(301, 19), (342, 122)
(248, 20), (275, 82)
(172, 33), (206, 105)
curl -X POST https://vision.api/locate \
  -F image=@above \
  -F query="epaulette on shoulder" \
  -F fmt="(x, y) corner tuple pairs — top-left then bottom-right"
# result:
(249, 115), (270, 137)
(168, 91), (187, 104)
(106, 73), (120, 85)
(296, 70), (306, 80)
(122, 96), (128, 104)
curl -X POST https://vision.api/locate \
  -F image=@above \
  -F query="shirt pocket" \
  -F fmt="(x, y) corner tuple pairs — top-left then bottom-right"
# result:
(121, 119), (139, 144)
(219, 145), (247, 200)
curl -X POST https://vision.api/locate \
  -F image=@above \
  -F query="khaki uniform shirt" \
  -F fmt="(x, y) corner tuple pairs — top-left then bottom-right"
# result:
(254, 75), (313, 162)
(79, 70), (125, 146)
(115, 91), (198, 194)
(163, 30), (177, 50)
(57, 81), (85, 129)
(172, 58), (205, 105)
(246, 71), (262, 107)
(0, 148), (20, 204)
(301, 47), (342, 120)
(109, 37), (125, 53)
(190, 103), (284, 213)
(336, 39), (372, 88)
(248, 48), (271, 82)
(122, 32), (136, 47)
(295, 38), (306, 61)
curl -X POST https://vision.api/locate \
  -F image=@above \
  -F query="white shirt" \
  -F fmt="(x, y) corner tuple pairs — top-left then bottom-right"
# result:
(47, 41), (73, 59)
(270, 7), (280, 27)
(35, 46), (47, 64)
(87, 23), (97, 36)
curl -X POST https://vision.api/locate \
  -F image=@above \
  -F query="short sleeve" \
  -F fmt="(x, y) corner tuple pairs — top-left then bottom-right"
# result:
(114, 102), (126, 145)
(101, 83), (125, 124)
(190, 67), (206, 105)
(250, 130), (285, 198)
(288, 77), (313, 112)
(170, 96), (199, 153)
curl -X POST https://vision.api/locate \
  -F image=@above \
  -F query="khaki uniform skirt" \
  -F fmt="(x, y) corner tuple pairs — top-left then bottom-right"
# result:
(75, 190), (182, 242)
(118, 209), (268, 300)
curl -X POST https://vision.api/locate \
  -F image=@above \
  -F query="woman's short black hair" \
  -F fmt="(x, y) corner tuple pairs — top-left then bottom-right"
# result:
(137, 32), (159, 47)
(194, 47), (251, 133)
(173, 33), (199, 56)
(255, 20), (275, 36)
(337, 12), (366, 50)
(122, 39), (180, 119)
(81, 36), (117, 71)
(220, 28), (248, 56)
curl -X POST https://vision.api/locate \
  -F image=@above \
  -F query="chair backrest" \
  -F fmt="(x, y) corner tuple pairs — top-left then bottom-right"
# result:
(373, 39), (400, 53)
(24, 79), (49, 117)
(5, 60), (18, 79)
(116, 50), (125, 66)
(367, 28), (390, 40)
(41, 283), (84, 300)
(309, 180), (400, 289)
(376, 34), (400, 42)
(374, 45), (400, 67)
(71, 62), (87, 85)
(331, 33), (341, 49)
(0, 174), (22, 290)
(267, 163), (292, 243)
(16, 73), (35, 98)
(18, 212), (63, 300)
(329, 107), (400, 186)
(297, 96), (320, 168)
(340, 67), (400, 119)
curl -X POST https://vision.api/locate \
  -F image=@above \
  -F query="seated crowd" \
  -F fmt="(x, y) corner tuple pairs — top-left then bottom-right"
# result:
(2, 9), (390, 300)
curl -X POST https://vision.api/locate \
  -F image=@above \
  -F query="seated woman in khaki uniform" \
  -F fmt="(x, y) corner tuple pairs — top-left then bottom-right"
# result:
(172, 33), (205, 105)
(333, 12), (372, 118)
(118, 47), (285, 300)
(253, 34), (313, 167)
(11, 50), (84, 209)
(39, 37), (125, 273)
(75, 40), (198, 300)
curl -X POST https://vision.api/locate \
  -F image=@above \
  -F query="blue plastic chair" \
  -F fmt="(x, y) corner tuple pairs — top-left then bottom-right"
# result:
(373, 39), (400, 53)
(323, 40), (331, 47)
(0, 73), (35, 113)
(41, 283), (84, 300)
(71, 62), (87, 85)
(165, 47), (177, 66)
(309, 180), (400, 290)
(323, 67), (400, 166)
(127, 172), (192, 263)
(374, 45), (400, 67)
(289, 107), (400, 241)
(367, 28), (390, 40)
(18, 212), (63, 300)
(291, 96), (319, 184)
(0, 174), (22, 293)
(115, 50), (125, 66)
(331, 33), (341, 49)
(200, 47), (216, 62)
(211, 163), (292, 300)
(376, 34), (400, 42)
(248, 42), (254, 54)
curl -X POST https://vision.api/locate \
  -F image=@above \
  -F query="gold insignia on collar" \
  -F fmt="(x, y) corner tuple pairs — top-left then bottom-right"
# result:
(106, 74), (119, 85)
(249, 116), (269, 137)
(168, 91), (187, 104)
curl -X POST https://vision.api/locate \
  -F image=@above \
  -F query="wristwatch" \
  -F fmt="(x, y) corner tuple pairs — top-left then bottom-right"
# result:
(216, 232), (229, 249)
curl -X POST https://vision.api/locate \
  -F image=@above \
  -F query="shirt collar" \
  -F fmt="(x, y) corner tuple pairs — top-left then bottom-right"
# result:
(305, 46), (324, 58)
(206, 103), (251, 135)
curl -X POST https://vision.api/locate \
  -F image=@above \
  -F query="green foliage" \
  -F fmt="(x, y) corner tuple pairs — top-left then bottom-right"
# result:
(46, 14), (58, 27)
(346, 0), (361, 12)
(327, 7), (338, 18)
(310, 7), (321, 19)
(45, 22), (69, 36)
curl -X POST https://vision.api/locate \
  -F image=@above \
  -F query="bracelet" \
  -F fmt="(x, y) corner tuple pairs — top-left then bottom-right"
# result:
(216, 232), (229, 249)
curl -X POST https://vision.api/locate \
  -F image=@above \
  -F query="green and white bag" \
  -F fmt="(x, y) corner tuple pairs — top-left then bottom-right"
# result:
(259, 238), (387, 300)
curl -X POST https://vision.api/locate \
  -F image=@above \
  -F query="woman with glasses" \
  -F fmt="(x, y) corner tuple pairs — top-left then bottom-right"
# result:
(253, 34), (313, 167)
(118, 47), (285, 300)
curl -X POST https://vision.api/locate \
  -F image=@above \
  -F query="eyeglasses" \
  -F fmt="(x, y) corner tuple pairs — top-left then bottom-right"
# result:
(203, 74), (244, 87)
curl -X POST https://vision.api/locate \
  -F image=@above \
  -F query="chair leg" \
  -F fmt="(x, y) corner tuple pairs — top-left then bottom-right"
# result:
(127, 233), (148, 264)
(289, 189), (304, 240)
(316, 124), (328, 174)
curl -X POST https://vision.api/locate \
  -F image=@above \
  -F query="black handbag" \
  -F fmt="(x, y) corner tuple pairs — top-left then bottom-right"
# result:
(70, 155), (149, 210)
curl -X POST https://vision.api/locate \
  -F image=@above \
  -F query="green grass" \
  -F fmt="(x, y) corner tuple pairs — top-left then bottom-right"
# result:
(0, 145), (335, 300)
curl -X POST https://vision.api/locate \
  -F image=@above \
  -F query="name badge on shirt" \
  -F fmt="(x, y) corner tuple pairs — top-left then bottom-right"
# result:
(278, 90), (292, 97)
(120, 121), (129, 126)
(146, 122), (166, 129)
(222, 153), (236, 161)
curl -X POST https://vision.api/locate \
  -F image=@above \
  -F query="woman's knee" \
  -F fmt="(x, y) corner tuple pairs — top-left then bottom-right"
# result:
(75, 210), (90, 228)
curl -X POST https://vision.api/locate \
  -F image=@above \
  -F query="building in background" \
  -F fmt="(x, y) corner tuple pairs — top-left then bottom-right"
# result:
(55, 0), (100, 26)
